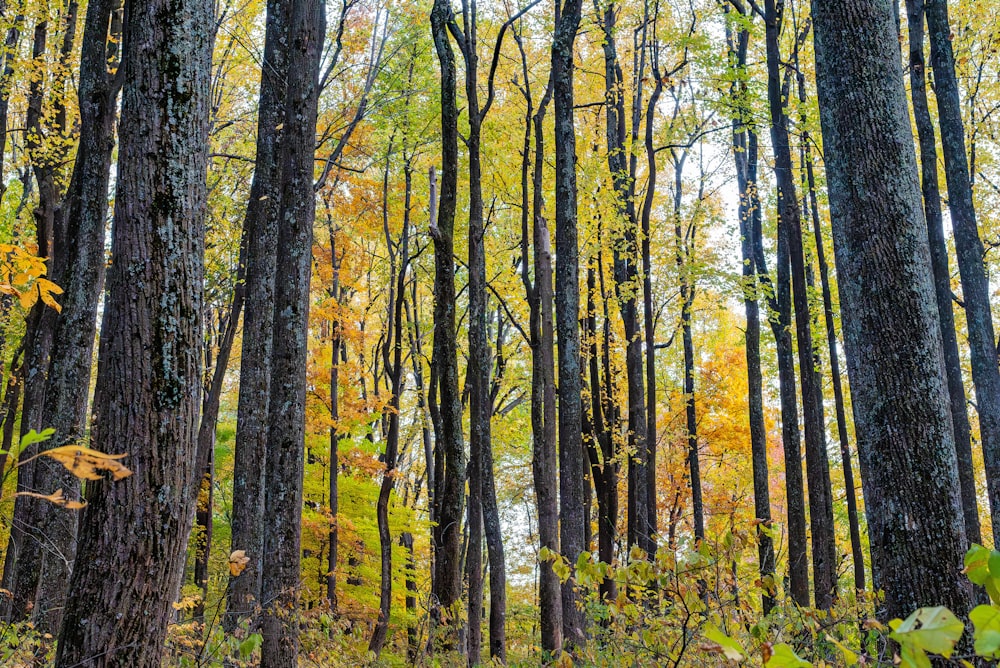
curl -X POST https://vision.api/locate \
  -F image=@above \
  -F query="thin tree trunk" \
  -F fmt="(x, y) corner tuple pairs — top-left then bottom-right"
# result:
(811, 0), (974, 621)
(53, 0), (212, 660)
(430, 0), (467, 647)
(764, 0), (835, 609)
(727, 3), (776, 613)
(514, 26), (562, 648)
(368, 157), (411, 658)
(903, 0), (979, 549)
(596, 0), (652, 559)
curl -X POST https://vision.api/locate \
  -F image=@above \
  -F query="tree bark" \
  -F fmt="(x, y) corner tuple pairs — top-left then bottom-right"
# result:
(811, 0), (974, 621)
(258, 0), (323, 664)
(924, 0), (1000, 544)
(903, 0), (979, 549)
(53, 0), (212, 660)
(225, 0), (289, 631)
(727, 4), (776, 613)
(553, 0), (586, 649)
(22, 0), (121, 633)
(429, 0), (466, 645)
(514, 27), (562, 648)
(763, 0), (835, 609)
(596, 0), (652, 559)
(368, 155), (411, 658)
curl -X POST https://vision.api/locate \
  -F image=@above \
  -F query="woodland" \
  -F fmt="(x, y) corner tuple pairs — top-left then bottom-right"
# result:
(0, 0), (996, 665)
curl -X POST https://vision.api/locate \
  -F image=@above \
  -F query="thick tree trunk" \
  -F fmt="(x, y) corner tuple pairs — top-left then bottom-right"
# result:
(225, 0), (289, 631)
(552, 0), (586, 649)
(811, 0), (974, 621)
(924, 0), (1000, 544)
(258, 1), (323, 664)
(53, 0), (213, 661)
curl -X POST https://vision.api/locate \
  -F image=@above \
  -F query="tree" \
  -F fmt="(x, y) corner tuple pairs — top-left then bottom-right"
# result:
(762, 0), (836, 609)
(225, 0), (289, 631)
(258, 0), (324, 664)
(924, 0), (1000, 545)
(812, 0), (974, 620)
(429, 0), (466, 645)
(30, 0), (122, 632)
(53, 0), (214, 662)
(552, 0), (586, 649)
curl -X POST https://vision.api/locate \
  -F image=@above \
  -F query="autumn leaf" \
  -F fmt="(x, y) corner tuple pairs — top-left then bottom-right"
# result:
(16, 488), (87, 510)
(229, 550), (250, 576)
(39, 445), (132, 481)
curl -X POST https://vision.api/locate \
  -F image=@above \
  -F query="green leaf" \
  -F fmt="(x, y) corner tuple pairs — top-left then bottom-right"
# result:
(970, 604), (1000, 658)
(238, 632), (262, 659)
(19, 428), (55, 452)
(765, 643), (810, 667)
(889, 607), (964, 662)
(965, 544), (991, 585)
(988, 552), (1000, 579)
(825, 634), (859, 666)
(703, 623), (745, 661)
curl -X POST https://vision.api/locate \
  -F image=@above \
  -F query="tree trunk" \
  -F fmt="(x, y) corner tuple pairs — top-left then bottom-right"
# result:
(53, 0), (212, 660)
(924, 0), (1000, 544)
(258, 0), (323, 664)
(763, 0), (835, 609)
(552, 0), (586, 649)
(596, 1), (652, 559)
(903, 0), (979, 548)
(515, 31), (562, 648)
(368, 157), (411, 658)
(429, 0), (467, 647)
(18, 0), (120, 633)
(811, 0), (974, 621)
(727, 6), (776, 613)
(225, 0), (289, 631)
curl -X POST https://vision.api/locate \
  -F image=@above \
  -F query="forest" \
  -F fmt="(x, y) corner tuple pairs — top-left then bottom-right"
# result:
(0, 0), (996, 665)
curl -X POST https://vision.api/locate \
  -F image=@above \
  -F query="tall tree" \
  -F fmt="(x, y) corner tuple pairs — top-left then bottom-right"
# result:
(811, 0), (974, 620)
(224, 0), (289, 630)
(514, 25), (563, 652)
(429, 0), (466, 644)
(903, 0), (980, 547)
(30, 0), (123, 632)
(595, 0), (653, 558)
(369, 148), (412, 658)
(726, 1), (776, 613)
(53, 0), (213, 662)
(924, 0), (1000, 543)
(552, 0), (586, 649)
(258, 0), (324, 664)
(762, 0), (835, 609)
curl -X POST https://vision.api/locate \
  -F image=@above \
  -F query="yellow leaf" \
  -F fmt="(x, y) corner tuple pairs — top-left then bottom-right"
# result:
(229, 549), (250, 576)
(40, 445), (132, 481)
(16, 488), (87, 509)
